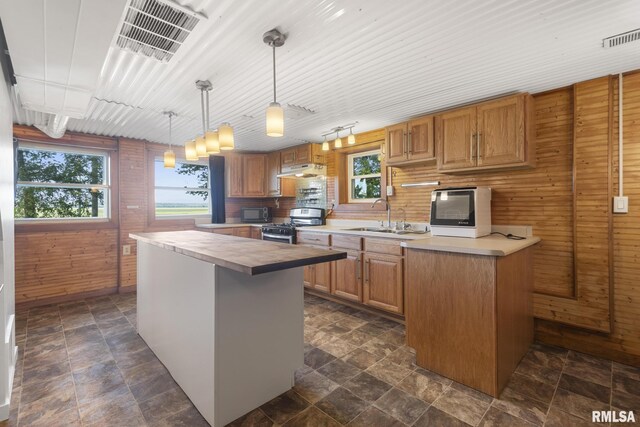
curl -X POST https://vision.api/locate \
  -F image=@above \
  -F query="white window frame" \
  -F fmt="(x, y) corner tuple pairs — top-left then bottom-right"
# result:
(153, 156), (211, 220)
(16, 142), (111, 222)
(347, 149), (382, 203)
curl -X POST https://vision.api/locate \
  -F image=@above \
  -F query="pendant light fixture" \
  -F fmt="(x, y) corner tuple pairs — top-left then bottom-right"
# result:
(334, 132), (343, 149)
(196, 80), (233, 153)
(185, 139), (198, 161)
(163, 111), (176, 168)
(322, 135), (329, 151)
(348, 127), (356, 145)
(263, 28), (287, 137)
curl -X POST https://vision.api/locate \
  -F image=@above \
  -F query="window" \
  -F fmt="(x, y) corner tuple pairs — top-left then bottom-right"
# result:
(16, 144), (110, 220)
(347, 149), (382, 202)
(154, 158), (210, 218)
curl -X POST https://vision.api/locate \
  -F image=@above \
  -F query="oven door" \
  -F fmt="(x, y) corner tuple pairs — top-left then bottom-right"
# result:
(430, 189), (476, 227)
(262, 232), (294, 244)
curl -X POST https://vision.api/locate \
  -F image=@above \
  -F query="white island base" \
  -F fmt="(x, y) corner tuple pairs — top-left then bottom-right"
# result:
(136, 242), (303, 427)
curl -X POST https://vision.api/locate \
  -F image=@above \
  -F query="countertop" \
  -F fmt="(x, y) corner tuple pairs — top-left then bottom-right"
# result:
(401, 234), (540, 256)
(196, 223), (265, 229)
(130, 230), (346, 275)
(296, 225), (431, 241)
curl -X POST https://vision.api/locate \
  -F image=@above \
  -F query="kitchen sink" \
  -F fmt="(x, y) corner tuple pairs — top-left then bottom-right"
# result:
(343, 227), (427, 234)
(344, 227), (395, 233)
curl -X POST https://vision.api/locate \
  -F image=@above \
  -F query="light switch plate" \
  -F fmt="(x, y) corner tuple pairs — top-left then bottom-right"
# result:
(123, 245), (131, 255)
(613, 196), (629, 213)
(386, 185), (394, 196)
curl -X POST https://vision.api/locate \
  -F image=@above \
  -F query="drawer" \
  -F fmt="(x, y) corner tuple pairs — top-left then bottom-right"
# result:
(364, 237), (403, 256)
(331, 234), (362, 251)
(297, 232), (330, 246)
(212, 228), (235, 235)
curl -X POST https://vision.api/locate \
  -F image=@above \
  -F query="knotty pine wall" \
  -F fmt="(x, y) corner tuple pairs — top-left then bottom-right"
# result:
(322, 72), (640, 364)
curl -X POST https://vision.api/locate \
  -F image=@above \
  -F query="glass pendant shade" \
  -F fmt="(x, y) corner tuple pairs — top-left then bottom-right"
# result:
(163, 149), (176, 168)
(266, 102), (284, 137)
(205, 130), (220, 154)
(322, 141), (330, 151)
(334, 136), (342, 149)
(348, 133), (356, 145)
(218, 122), (235, 150)
(195, 135), (207, 157)
(185, 140), (198, 161)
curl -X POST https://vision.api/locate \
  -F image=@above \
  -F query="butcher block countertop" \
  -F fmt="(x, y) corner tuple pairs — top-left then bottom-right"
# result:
(401, 234), (540, 256)
(130, 230), (346, 275)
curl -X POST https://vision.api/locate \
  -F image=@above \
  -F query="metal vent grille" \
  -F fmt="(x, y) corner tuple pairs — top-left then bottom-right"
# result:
(116, 0), (201, 62)
(603, 28), (640, 49)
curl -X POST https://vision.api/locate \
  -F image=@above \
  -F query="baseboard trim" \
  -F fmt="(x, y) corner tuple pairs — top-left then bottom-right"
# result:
(118, 285), (137, 294)
(16, 286), (119, 310)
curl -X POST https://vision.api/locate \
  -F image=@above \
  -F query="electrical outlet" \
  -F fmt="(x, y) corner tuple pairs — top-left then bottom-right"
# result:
(613, 196), (629, 214)
(122, 245), (131, 255)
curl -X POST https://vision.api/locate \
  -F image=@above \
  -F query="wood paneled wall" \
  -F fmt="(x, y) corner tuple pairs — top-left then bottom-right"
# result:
(325, 72), (640, 364)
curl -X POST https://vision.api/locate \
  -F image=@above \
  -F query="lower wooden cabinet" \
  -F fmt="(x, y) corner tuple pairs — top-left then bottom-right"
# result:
(233, 227), (251, 238)
(363, 253), (404, 314)
(332, 249), (362, 302)
(251, 227), (262, 240)
(211, 228), (234, 235)
(301, 242), (332, 294)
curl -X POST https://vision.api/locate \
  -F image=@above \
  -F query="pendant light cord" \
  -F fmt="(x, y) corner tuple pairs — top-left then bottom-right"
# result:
(206, 90), (210, 130)
(200, 89), (206, 134)
(169, 113), (172, 149)
(272, 44), (277, 103)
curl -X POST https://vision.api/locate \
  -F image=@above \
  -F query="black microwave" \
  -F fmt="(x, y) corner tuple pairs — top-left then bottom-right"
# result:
(240, 207), (272, 223)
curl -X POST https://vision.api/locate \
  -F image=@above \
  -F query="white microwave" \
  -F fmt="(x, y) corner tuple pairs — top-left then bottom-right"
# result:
(430, 187), (492, 238)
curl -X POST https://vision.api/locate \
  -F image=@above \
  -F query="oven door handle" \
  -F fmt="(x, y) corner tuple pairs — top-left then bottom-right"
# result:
(262, 233), (294, 243)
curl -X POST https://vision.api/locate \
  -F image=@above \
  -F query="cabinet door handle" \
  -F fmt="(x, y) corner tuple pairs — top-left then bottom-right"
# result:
(477, 133), (482, 159)
(408, 131), (412, 155)
(356, 257), (361, 280)
(471, 134), (476, 159)
(364, 259), (370, 283)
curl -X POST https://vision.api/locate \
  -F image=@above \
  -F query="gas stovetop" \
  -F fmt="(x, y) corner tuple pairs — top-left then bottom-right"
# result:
(262, 223), (297, 236)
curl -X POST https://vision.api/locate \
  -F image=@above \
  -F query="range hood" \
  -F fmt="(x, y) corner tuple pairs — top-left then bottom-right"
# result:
(277, 163), (326, 179)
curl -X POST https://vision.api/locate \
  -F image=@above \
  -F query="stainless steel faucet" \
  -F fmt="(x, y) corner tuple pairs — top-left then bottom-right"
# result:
(371, 198), (391, 228)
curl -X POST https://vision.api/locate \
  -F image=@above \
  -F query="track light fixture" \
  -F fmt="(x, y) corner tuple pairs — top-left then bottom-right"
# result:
(320, 122), (358, 150)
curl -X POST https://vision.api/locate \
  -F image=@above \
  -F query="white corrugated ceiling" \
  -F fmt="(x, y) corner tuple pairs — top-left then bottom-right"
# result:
(5, 0), (640, 150)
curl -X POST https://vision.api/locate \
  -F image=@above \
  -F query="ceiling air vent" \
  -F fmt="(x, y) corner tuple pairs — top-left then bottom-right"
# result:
(116, 0), (204, 62)
(603, 28), (640, 49)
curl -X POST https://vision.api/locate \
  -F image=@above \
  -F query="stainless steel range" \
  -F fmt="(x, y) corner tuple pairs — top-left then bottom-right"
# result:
(261, 208), (326, 244)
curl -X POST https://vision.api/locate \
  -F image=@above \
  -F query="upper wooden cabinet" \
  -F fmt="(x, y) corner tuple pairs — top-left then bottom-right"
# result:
(436, 94), (535, 172)
(280, 143), (324, 168)
(242, 154), (267, 197)
(267, 151), (295, 197)
(385, 115), (435, 166)
(226, 155), (244, 197)
(226, 153), (267, 198)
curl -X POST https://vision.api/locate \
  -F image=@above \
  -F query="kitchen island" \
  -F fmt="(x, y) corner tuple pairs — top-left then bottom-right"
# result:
(130, 230), (346, 427)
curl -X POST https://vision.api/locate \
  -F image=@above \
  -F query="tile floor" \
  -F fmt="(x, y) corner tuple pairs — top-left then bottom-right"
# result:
(5, 292), (640, 426)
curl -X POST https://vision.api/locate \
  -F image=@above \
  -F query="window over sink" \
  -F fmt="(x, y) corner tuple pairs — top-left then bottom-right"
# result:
(347, 149), (381, 203)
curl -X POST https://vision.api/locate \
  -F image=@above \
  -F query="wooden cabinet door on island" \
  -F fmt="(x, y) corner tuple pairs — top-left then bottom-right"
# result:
(363, 253), (403, 314)
(435, 106), (477, 171)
